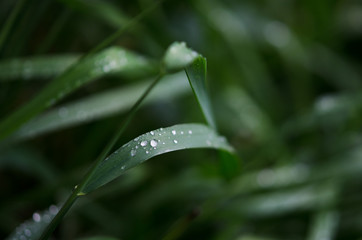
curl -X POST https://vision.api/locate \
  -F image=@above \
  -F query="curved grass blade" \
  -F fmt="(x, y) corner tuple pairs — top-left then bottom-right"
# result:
(0, 47), (156, 141)
(0, 54), (80, 80)
(163, 42), (239, 178)
(185, 56), (216, 129)
(163, 42), (216, 128)
(82, 123), (234, 193)
(8, 72), (190, 142)
(6, 205), (60, 240)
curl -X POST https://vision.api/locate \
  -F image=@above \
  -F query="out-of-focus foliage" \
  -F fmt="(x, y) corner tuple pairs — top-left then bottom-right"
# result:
(1, 0), (362, 239)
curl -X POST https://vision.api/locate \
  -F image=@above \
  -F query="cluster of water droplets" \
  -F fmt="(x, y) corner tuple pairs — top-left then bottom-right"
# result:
(99, 125), (232, 175)
(8, 205), (59, 240)
(94, 49), (128, 75)
(126, 127), (195, 160)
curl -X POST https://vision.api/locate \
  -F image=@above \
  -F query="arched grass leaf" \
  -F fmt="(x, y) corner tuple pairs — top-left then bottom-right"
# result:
(8, 72), (190, 142)
(6, 205), (60, 240)
(0, 47), (156, 140)
(163, 41), (239, 178)
(82, 124), (235, 193)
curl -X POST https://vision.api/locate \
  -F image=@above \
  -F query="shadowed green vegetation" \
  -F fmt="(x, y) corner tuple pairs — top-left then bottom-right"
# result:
(1, 0), (362, 239)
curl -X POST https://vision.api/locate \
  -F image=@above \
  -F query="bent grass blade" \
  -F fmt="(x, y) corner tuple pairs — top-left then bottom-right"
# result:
(185, 56), (216, 129)
(8, 72), (190, 142)
(0, 47), (156, 140)
(82, 123), (235, 193)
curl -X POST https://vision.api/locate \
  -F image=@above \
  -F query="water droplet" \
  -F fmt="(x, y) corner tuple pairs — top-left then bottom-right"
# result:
(158, 133), (162, 136)
(173, 140), (178, 144)
(134, 137), (139, 142)
(150, 139), (158, 147)
(135, 145), (139, 149)
(102, 65), (111, 72)
(32, 213), (41, 222)
(188, 130), (192, 134)
(150, 131), (154, 135)
(121, 166), (125, 170)
(49, 205), (59, 215)
(140, 140), (147, 147)
(172, 130), (176, 135)
(162, 142), (165, 145)
(131, 149), (136, 157)
(24, 229), (31, 237)
(146, 151), (149, 154)
(181, 131), (184, 134)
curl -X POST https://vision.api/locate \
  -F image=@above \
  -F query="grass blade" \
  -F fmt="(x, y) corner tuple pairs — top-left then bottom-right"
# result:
(82, 123), (234, 193)
(307, 210), (339, 240)
(8, 72), (190, 141)
(0, 47), (156, 140)
(0, 54), (79, 80)
(185, 56), (216, 129)
(6, 205), (59, 240)
(163, 42), (239, 178)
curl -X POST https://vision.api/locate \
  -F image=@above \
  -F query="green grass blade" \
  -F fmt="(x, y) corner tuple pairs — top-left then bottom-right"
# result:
(163, 42), (238, 178)
(82, 123), (234, 193)
(6, 205), (59, 240)
(0, 47), (156, 141)
(0, 54), (79, 80)
(8, 72), (190, 141)
(162, 42), (215, 128)
(185, 56), (216, 129)
(307, 210), (339, 240)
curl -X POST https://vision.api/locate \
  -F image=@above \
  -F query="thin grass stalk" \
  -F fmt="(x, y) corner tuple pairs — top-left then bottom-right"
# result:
(39, 73), (164, 240)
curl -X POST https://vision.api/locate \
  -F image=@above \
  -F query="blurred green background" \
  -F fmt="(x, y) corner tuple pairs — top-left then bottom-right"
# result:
(1, 0), (362, 239)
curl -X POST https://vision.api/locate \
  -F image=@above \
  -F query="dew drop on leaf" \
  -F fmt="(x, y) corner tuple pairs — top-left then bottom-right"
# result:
(32, 213), (41, 222)
(150, 139), (158, 147)
(131, 149), (136, 157)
